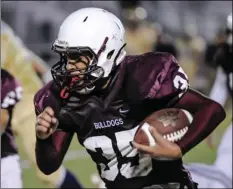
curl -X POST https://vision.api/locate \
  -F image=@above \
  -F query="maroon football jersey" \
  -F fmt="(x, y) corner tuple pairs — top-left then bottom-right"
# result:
(1, 69), (22, 158)
(34, 52), (191, 188)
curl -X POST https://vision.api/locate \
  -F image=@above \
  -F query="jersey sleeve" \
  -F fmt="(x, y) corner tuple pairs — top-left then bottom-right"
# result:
(1, 69), (23, 109)
(33, 82), (76, 132)
(145, 52), (189, 101)
(33, 81), (61, 116)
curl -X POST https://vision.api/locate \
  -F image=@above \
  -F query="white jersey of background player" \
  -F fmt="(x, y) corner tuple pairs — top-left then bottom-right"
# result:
(184, 13), (232, 188)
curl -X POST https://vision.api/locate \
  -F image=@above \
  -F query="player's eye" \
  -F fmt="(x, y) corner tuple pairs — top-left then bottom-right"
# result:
(66, 48), (93, 61)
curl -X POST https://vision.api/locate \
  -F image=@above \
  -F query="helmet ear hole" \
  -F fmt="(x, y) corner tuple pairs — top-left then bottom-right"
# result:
(107, 50), (115, 60)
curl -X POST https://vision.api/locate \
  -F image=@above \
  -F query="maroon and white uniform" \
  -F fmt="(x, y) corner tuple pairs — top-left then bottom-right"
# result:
(1, 69), (22, 158)
(34, 52), (225, 188)
(1, 69), (23, 188)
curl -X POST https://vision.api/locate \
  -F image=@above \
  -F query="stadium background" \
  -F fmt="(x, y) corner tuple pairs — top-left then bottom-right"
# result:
(1, 1), (232, 188)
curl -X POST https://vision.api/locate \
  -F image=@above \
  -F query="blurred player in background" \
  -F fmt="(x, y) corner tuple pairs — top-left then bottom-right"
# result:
(1, 69), (23, 188)
(1, 21), (83, 188)
(185, 12), (232, 188)
(193, 28), (226, 94)
(119, 0), (156, 55)
(152, 25), (178, 58)
(206, 12), (232, 148)
(209, 12), (232, 110)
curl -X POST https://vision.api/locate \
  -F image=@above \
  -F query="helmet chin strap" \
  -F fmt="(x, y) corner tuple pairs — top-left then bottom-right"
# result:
(77, 70), (116, 95)
(60, 76), (80, 99)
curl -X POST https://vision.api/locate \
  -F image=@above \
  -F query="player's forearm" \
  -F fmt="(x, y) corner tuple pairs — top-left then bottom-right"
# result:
(174, 89), (226, 155)
(28, 49), (49, 74)
(177, 103), (225, 155)
(29, 50), (53, 83)
(0, 109), (9, 133)
(36, 136), (59, 174)
(36, 131), (73, 174)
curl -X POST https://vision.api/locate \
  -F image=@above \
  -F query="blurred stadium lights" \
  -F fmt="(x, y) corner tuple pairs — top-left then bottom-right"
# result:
(135, 7), (148, 20)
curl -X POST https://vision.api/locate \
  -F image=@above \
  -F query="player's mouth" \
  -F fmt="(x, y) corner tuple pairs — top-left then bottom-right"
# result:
(69, 69), (85, 78)
(71, 70), (82, 76)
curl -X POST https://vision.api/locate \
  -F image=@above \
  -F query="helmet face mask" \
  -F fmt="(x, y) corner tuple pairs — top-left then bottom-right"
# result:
(51, 8), (127, 96)
(51, 45), (105, 96)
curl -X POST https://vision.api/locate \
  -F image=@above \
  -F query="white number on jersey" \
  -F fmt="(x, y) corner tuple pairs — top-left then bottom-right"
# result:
(173, 67), (189, 98)
(1, 86), (23, 109)
(83, 126), (152, 181)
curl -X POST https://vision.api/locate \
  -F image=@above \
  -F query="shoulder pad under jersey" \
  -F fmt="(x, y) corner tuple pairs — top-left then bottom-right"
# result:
(123, 52), (189, 102)
(34, 81), (61, 116)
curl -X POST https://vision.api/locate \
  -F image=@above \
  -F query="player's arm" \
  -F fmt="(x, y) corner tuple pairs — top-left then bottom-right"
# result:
(0, 109), (9, 134)
(174, 88), (226, 155)
(34, 85), (74, 175)
(28, 50), (52, 83)
(133, 53), (226, 158)
(35, 106), (74, 175)
(30, 52), (49, 74)
(162, 53), (226, 155)
(134, 84), (226, 158)
(36, 129), (74, 175)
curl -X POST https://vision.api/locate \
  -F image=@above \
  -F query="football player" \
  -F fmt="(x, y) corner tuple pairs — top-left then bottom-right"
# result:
(185, 13), (232, 188)
(34, 8), (226, 189)
(153, 25), (178, 58)
(1, 21), (83, 188)
(1, 69), (23, 188)
(209, 12), (232, 109)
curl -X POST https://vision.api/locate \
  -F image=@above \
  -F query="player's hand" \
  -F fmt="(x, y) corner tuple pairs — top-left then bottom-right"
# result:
(36, 106), (58, 140)
(132, 126), (182, 159)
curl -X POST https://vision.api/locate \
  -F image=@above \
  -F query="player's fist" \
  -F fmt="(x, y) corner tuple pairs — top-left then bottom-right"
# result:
(36, 106), (58, 140)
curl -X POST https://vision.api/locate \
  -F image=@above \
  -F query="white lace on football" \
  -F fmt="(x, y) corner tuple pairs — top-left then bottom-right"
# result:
(163, 126), (188, 142)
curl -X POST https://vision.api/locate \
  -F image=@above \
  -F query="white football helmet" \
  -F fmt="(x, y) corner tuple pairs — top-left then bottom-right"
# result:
(51, 7), (126, 96)
(227, 13), (232, 30)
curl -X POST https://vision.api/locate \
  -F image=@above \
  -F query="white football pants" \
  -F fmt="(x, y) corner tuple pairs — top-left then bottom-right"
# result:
(185, 124), (232, 188)
(1, 154), (23, 188)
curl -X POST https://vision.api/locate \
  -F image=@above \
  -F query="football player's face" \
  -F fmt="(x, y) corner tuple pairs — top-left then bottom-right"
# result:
(66, 55), (91, 78)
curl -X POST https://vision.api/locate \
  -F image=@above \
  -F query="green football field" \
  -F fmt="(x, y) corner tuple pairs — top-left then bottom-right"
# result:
(17, 111), (232, 188)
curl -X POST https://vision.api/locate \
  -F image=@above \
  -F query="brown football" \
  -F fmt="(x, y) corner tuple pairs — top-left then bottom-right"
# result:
(134, 108), (193, 146)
